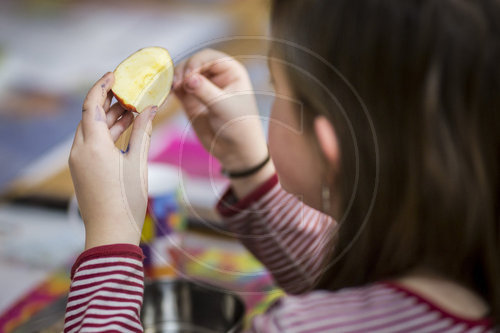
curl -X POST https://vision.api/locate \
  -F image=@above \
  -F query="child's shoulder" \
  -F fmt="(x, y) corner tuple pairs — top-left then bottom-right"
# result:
(258, 282), (493, 332)
(273, 282), (402, 314)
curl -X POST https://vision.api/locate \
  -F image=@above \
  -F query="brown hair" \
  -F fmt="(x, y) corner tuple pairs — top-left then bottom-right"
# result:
(270, 0), (500, 323)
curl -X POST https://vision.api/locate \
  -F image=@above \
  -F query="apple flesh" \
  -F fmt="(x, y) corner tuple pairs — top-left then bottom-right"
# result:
(112, 47), (174, 113)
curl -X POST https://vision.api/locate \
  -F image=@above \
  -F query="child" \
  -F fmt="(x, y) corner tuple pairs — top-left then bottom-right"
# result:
(64, 0), (499, 331)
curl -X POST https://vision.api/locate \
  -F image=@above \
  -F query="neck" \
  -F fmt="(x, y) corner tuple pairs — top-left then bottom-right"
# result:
(394, 268), (489, 320)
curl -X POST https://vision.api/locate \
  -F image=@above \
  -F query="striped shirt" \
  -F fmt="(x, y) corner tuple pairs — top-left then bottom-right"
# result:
(64, 174), (494, 332)
(64, 244), (144, 332)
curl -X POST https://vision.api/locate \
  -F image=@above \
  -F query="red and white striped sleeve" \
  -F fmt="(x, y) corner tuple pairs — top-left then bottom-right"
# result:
(63, 244), (145, 333)
(216, 174), (336, 294)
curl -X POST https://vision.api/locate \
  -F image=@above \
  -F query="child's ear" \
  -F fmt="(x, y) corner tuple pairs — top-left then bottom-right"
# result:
(314, 116), (339, 168)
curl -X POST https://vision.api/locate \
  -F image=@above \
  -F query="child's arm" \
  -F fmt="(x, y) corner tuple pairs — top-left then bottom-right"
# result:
(64, 73), (157, 332)
(217, 174), (336, 294)
(64, 245), (144, 333)
(174, 49), (336, 294)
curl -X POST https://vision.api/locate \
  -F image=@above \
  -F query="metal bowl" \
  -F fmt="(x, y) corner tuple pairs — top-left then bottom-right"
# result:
(141, 279), (245, 333)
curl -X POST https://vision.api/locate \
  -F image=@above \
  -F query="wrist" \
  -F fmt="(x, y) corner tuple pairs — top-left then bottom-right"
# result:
(221, 153), (270, 179)
(84, 220), (142, 250)
(230, 160), (275, 199)
(219, 148), (269, 173)
(85, 235), (140, 251)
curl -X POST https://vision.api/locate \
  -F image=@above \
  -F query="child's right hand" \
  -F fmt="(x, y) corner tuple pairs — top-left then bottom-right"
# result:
(172, 49), (270, 179)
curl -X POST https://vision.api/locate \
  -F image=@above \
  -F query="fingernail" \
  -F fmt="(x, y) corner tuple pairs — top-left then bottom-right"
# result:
(185, 74), (200, 90)
(120, 144), (130, 154)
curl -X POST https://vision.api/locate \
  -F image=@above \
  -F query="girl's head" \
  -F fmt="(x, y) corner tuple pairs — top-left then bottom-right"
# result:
(267, 0), (499, 320)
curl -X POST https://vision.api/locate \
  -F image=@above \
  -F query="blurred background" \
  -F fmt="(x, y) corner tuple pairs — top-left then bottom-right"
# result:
(0, 0), (283, 331)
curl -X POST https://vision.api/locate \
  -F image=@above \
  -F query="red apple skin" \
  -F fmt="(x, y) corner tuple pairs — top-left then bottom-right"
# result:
(112, 89), (139, 114)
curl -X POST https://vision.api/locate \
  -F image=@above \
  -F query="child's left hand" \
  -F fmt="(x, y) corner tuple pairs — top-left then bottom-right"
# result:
(69, 72), (158, 250)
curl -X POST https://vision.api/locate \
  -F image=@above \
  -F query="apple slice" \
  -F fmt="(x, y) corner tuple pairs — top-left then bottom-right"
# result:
(112, 47), (174, 113)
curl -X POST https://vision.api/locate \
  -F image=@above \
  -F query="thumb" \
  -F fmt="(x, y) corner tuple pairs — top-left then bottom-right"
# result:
(184, 73), (223, 106)
(128, 105), (157, 158)
(120, 106), (157, 230)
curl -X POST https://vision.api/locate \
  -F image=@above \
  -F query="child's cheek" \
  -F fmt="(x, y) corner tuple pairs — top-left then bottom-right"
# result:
(268, 117), (302, 195)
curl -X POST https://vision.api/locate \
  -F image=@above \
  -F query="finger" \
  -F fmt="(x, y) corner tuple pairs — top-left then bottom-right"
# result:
(81, 72), (115, 139)
(121, 108), (156, 228)
(69, 122), (83, 169)
(128, 105), (157, 158)
(183, 49), (229, 78)
(173, 59), (187, 90)
(109, 110), (134, 142)
(74, 122), (84, 144)
(209, 69), (240, 89)
(174, 83), (208, 122)
(183, 73), (224, 106)
(174, 49), (231, 91)
(106, 102), (127, 127)
(104, 90), (114, 111)
(173, 65), (207, 117)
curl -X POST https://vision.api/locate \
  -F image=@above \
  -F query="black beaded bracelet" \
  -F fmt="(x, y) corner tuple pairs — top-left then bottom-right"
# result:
(221, 154), (271, 179)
